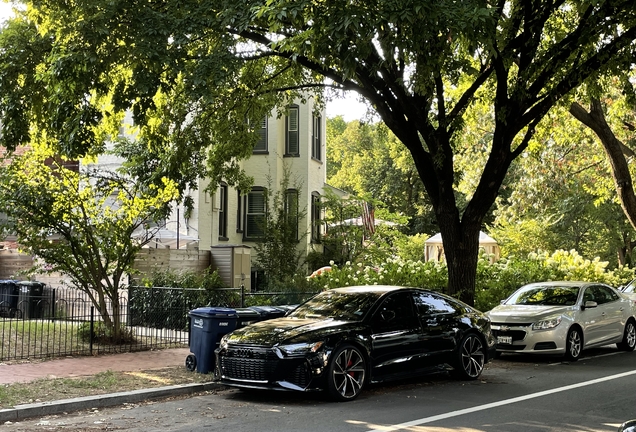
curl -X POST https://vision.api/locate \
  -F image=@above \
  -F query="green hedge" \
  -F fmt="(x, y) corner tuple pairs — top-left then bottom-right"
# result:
(306, 250), (636, 312)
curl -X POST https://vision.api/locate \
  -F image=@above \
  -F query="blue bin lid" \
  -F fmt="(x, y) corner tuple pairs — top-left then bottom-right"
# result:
(189, 307), (237, 318)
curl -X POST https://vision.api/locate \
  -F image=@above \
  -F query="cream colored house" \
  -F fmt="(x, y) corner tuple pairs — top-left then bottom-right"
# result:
(168, 98), (328, 289)
(85, 98), (328, 290)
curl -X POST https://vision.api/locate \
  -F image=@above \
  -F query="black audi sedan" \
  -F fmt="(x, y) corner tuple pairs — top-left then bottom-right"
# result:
(215, 285), (496, 401)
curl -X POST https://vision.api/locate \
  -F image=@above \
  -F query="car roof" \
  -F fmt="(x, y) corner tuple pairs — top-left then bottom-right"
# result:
(329, 285), (422, 294)
(523, 281), (605, 288)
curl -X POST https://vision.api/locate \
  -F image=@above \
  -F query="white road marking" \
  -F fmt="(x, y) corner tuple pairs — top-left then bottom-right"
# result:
(365, 369), (636, 431)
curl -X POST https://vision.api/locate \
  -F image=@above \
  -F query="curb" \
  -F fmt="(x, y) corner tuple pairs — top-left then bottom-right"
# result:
(0, 382), (221, 423)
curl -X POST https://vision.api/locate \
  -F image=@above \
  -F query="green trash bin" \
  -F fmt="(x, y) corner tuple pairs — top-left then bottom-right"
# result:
(186, 307), (237, 374)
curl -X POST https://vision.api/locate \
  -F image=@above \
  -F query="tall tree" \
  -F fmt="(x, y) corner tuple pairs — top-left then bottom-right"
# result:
(1, 1), (635, 304)
(327, 119), (435, 234)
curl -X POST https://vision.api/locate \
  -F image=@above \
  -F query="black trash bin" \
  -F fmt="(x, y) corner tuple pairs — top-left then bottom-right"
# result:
(186, 307), (237, 374)
(17, 281), (45, 319)
(235, 308), (264, 328)
(248, 305), (288, 320)
(0, 280), (19, 318)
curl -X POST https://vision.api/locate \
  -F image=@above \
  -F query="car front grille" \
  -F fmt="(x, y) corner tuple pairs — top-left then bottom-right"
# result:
(219, 346), (278, 381)
(219, 345), (313, 389)
(491, 322), (530, 342)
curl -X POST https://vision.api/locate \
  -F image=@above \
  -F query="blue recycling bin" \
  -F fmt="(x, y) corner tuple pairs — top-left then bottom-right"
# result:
(186, 307), (237, 374)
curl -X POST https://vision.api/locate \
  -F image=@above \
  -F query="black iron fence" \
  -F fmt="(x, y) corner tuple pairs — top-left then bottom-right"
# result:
(0, 285), (318, 362)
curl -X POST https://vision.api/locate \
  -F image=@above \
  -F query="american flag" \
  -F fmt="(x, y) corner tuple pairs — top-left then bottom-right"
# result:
(361, 201), (375, 237)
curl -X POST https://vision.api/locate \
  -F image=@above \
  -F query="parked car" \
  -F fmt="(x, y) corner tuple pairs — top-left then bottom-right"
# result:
(487, 281), (636, 361)
(215, 285), (496, 401)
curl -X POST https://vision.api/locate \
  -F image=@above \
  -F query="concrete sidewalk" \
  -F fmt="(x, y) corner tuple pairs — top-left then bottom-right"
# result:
(0, 347), (222, 423)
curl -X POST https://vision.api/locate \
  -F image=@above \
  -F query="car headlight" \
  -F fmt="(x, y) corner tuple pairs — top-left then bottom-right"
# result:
(276, 341), (324, 357)
(532, 316), (562, 330)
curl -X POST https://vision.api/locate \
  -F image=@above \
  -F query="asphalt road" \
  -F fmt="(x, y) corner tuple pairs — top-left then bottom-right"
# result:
(7, 346), (636, 432)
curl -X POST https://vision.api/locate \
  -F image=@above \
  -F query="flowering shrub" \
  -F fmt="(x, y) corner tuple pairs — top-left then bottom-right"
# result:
(305, 250), (636, 313)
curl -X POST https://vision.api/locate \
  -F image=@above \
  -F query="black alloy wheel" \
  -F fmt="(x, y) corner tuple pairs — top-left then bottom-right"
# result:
(564, 327), (583, 361)
(453, 333), (485, 380)
(617, 320), (636, 351)
(326, 344), (366, 401)
(185, 354), (197, 372)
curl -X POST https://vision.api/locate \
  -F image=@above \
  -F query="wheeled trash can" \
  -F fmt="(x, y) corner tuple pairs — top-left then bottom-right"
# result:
(186, 307), (237, 374)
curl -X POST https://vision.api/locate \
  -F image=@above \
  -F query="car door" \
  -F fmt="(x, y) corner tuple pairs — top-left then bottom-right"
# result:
(580, 285), (623, 346)
(369, 291), (424, 379)
(411, 291), (459, 367)
(592, 285), (625, 343)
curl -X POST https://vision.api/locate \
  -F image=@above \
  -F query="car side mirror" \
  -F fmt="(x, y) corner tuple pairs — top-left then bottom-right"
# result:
(381, 310), (396, 322)
(582, 300), (598, 310)
(618, 420), (636, 432)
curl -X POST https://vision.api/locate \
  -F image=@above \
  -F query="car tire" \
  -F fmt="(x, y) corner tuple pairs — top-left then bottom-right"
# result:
(452, 333), (485, 380)
(185, 354), (197, 372)
(617, 320), (636, 351)
(564, 327), (583, 361)
(326, 343), (366, 402)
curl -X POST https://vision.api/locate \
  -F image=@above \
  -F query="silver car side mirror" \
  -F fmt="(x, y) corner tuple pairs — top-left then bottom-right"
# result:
(582, 300), (598, 310)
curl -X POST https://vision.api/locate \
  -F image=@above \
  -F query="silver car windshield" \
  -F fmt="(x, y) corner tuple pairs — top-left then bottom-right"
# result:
(506, 285), (580, 306)
(289, 290), (381, 321)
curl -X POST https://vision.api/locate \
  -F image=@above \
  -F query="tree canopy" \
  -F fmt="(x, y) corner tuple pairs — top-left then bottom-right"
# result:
(1, 0), (635, 304)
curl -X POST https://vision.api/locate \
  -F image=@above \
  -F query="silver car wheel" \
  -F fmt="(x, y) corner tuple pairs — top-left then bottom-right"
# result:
(618, 320), (636, 351)
(627, 323), (636, 348)
(328, 344), (366, 401)
(565, 328), (582, 361)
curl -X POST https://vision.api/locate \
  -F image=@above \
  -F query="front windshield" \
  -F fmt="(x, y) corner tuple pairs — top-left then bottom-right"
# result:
(506, 285), (580, 306)
(289, 290), (382, 321)
(624, 280), (636, 294)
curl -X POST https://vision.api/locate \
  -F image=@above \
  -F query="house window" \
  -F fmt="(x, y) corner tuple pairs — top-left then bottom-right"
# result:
(253, 116), (268, 153)
(218, 183), (228, 240)
(311, 192), (321, 243)
(312, 114), (321, 161)
(245, 188), (266, 239)
(285, 105), (299, 156)
(285, 189), (299, 241)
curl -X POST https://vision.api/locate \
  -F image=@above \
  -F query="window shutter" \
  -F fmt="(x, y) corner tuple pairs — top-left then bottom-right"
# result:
(287, 107), (299, 155)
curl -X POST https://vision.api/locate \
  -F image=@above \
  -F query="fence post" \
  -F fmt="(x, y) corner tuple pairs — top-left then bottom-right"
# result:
(51, 288), (56, 322)
(241, 284), (245, 308)
(89, 306), (94, 355)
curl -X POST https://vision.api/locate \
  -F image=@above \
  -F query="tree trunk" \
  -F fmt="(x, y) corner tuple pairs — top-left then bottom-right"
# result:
(437, 218), (481, 306)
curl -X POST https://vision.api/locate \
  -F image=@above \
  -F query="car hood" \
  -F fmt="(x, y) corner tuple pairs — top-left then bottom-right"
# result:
(224, 317), (355, 346)
(488, 304), (572, 323)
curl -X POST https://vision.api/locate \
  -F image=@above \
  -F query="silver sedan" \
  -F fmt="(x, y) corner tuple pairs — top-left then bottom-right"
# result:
(487, 281), (636, 361)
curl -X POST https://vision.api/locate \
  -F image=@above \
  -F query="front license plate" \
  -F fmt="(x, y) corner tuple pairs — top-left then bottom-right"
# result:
(497, 336), (512, 345)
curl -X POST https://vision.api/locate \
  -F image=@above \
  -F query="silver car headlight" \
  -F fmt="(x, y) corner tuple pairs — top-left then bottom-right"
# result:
(532, 316), (562, 330)
(276, 341), (324, 358)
